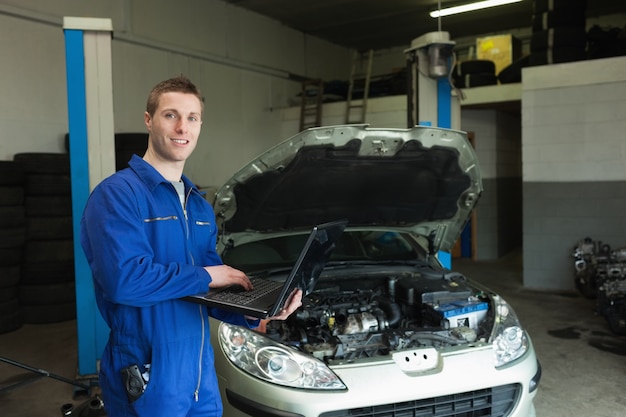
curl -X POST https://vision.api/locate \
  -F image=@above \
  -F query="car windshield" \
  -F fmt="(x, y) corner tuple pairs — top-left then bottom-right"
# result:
(222, 230), (421, 272)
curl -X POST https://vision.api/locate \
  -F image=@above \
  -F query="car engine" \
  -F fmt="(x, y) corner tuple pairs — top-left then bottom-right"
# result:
(572, 237), (626, 334)
(264, 269), (493, 362)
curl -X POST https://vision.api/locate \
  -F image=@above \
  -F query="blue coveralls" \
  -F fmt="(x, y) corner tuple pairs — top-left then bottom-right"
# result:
(80, 155), (257, 416)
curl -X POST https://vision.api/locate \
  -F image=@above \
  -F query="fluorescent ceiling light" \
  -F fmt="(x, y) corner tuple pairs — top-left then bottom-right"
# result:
(430, 0), (522, 18)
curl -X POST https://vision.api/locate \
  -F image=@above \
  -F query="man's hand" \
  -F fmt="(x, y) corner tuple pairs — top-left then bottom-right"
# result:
(204, 265), (253, 290)
(268, 288), (303, 321)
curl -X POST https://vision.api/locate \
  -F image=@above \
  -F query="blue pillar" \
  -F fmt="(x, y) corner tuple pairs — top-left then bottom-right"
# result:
(63, 17), (114, 376)
(436, 75), (453, 269)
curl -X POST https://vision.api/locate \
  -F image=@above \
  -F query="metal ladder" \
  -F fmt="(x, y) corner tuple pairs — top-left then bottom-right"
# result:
(299, 78), (324, 131)
(345, 49), (374, 124)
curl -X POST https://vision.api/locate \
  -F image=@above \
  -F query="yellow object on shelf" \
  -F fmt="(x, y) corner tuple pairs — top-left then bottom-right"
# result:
(476, 34), (521, 76)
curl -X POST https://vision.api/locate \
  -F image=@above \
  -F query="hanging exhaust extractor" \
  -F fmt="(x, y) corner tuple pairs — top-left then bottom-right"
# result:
(405, 31), (456, 78)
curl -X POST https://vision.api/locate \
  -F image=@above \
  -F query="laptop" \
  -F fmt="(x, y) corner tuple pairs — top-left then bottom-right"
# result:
(183, 219), (348, 319)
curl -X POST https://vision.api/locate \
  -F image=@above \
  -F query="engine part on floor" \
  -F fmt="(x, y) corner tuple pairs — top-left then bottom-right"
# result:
(572, 237), (626, 334)
(61, 395), (107, 417)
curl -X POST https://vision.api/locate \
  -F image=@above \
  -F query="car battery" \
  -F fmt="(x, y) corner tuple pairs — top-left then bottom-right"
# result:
(424, 299), (489, 329)
(398, 271), (473, 306)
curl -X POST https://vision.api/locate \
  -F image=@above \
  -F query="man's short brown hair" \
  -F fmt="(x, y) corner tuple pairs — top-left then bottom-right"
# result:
(146, 75), (203, 117)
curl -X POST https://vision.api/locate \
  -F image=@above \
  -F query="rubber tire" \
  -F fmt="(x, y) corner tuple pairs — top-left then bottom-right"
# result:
(115, 133), (148, 171)
(0, 161), (25, 186)
(25, 195), (72, 217)
(533, 0), (587, 13)
(24, 173), (71, 196)
(530, 27), (587, 50)
(19, 282), (76, 306)
(0, 227), (26, 249)
(0, 247), (22, 267)
(532, 9), (586, 32)
(21, 302), (76, 324)
(0, 206), (25, 228)
(20, 261), (75, 284)
(26, 216), (74, 240)
(461, 73), (498, 88)
(455, 60), (496, 77)
(23, 240), (74, 264)
(529, 46), (587, 66)
(0, 300), (22, 334)
(0, 266), (21, 288)
(0, 187), (24, 206)
(13, 153), (70, 174)
(498, 55), (531, 84)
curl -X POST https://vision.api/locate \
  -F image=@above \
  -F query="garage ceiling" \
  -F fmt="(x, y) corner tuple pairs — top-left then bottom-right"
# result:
(223, 0), (625, 51)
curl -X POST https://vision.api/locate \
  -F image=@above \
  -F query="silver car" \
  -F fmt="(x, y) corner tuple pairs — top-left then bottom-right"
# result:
(209, 125), (541, 417)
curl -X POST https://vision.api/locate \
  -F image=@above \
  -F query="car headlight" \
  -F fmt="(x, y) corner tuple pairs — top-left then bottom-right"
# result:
(218, 322), (347, 390)
(490, 295), (528, 368)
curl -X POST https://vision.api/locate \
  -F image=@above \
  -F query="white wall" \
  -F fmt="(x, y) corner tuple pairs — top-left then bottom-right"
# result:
(0, 0), (352, 187)
(521, 56), (626, 290)
(522, 56), (626, 182)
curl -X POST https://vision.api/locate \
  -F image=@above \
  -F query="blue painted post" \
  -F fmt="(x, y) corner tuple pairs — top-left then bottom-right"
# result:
(64, 28), (100, 376)
(437, 76), (453, 268)
(63, 19), (113, 377)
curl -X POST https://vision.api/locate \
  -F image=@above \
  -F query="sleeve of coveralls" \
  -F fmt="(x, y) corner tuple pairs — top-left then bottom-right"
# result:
(80, 182), (210, 307)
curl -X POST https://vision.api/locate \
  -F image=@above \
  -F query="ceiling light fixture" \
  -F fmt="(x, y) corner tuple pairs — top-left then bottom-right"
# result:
(430, 0), (523, 18)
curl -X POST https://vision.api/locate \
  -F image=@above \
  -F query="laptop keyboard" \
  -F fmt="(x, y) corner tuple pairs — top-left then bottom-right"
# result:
(210, 277), (283, 305)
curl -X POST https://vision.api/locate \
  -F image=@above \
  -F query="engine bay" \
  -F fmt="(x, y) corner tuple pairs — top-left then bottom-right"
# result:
(263, 267), (493, 362)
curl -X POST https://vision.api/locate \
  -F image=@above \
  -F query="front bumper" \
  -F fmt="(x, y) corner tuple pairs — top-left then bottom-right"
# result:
(216, 339), (540, 417)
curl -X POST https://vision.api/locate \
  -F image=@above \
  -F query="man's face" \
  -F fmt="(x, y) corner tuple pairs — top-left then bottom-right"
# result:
(144, 91), (203, 163)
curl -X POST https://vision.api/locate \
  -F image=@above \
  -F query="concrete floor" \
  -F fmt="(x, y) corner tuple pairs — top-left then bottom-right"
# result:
(1, 250), (625, 417)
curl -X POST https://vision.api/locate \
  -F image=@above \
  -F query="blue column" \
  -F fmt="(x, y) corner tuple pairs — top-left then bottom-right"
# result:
(64, 28), (108, 377)
(437, 77), (453, 269)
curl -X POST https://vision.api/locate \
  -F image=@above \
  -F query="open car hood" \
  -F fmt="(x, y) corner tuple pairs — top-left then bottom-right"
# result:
(213, 125), (482, 253)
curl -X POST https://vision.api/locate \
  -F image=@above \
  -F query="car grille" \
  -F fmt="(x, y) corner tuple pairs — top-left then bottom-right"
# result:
(319, 384), (521, 417)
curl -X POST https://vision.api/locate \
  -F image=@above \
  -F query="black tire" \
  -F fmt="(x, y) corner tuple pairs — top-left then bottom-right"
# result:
(531, 9), (586, 32)
(0, 266), (21, 288)
(0, 227), (26, 249)
(0, 297), (22, 333)
(26, 216), (74, 240)
(0, 161), (25, 186)
(587, 25), (626, 60)
(19, 281), (76, 306)
(21, 302), (76, 324)
(23, 240), (74, 264)
(0, 247), (22, 267)
(498, 55), (531, 84)
(20, 261), (75, 284)
(455, 60), (496, 77)
(460, 73), (498, 88)
(25, 195), (72, 217)
(529, 46), (587, 66)
(0, 206), (25, 228)
(0, 286), (18, 302)
(13, 153), (70, 175)
(115, 133), (148, 171)
(0, 186), (24, 206)
(24, 173), (71, 196)
(531, 28), (587, 50)
(533, 0), (587, 14)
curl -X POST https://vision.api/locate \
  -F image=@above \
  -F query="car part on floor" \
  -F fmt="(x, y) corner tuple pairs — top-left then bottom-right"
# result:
(572, 237), (626, 334)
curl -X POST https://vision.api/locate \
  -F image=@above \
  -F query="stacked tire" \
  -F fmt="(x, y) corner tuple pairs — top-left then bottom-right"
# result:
(529, 0), (588, 66)
(114, 133), (148, 171)
(452, 59), (498, 88)
(0, 161), (26, 334)
(14, 153), (76, 324)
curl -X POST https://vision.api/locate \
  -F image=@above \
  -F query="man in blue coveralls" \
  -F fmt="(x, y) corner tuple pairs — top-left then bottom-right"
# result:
(80, 75), (302, 416)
